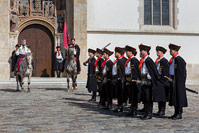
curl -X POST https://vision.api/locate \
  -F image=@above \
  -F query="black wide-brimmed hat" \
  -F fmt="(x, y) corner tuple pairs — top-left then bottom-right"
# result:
(103, 48), (114, 56)
(115, 47), (124, 54)
(125, 45), (137, 56)
(15, 44), (20, 48)
(56, 46), (60, 48)
(139, 43), (151, 52)
(88, 48), (96, 54)
(169, 43), (181, 51)
(96, 48), (103, 55)
(156, 46), (167, 54)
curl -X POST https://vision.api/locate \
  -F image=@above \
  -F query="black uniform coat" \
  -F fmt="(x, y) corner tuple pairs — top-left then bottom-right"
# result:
(145, 57), (165, 102)
(169, 56), (188, 107)
(158, 57), (170, 101)
(102, 60), (113, 99)
(130, 57), (141, 102)
(86, 57), (98, 92)
(96, 58), (104, 92)
(11, 50), (18, 72)
(112, 58), (125, 99)
(74, 44), (81, 73)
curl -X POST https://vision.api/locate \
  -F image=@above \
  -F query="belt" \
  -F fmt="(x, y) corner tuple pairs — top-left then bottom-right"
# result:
(141, 74), (147, 79)
(125, 74), (132, 81)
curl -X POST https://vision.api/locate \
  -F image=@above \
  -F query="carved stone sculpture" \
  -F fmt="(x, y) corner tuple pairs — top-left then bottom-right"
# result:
(49, 1), (55, 16)
(44, 2), (49, 17)
(10, 16), (17, 32)
(34, 0), (40, 10)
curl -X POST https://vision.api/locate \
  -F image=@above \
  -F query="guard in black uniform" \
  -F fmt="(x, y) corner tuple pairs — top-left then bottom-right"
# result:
(54, 46), (64, 78)
(86, 48), (98, 102)
(112, 47), (125, 113)
(94, 48), (104, 106)
(124, 45), (140, 116)
(168, 43), (188, 120)
(138, 44), (161, 120)
(101, 48), (113, 109)
(154, 46), (170, 117)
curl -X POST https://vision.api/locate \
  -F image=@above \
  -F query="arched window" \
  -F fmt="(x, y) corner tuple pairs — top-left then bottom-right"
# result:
(144, 0), (170, 25)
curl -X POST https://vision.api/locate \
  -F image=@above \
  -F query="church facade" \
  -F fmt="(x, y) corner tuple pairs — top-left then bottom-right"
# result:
(0, 0), (198, 82)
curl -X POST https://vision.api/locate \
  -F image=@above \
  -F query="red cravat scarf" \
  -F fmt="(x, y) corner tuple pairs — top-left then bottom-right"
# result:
(94, 56), (102, 67)
(125, 54), (134, 67)
(169, 53), (178, 64)
(155, 55), (164, 64)
(139, 54), (148, 70)
(101, 57), (110, 69)
(113, 55), (124, 65)
(58, 51), (60, 56)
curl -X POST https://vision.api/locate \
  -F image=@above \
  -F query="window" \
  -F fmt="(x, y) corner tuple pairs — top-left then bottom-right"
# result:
(144, 0), (170, 25)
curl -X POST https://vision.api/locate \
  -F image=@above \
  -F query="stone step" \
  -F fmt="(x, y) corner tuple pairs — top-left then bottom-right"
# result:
(0, 78), (86, 86)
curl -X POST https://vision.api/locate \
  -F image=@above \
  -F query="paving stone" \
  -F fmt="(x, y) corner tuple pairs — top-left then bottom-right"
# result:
(0, 85), (198, 132)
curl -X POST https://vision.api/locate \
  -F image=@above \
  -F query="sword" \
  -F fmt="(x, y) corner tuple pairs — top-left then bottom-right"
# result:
(164, 76), (198, 94)
(132, 80), (151, 86)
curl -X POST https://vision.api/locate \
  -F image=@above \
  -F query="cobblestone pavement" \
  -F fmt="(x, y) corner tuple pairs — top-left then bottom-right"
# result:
(0, 84), (198, 132)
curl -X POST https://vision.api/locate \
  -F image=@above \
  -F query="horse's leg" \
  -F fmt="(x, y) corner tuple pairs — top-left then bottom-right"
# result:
(16, 75), (20, 91)
(20, 75), (24, 91)
(74, 74), (78, 90)
(27, 74), (31, 92)
(67, 74), (70, 91)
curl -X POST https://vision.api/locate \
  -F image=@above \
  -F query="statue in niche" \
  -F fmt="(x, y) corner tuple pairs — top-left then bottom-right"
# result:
(58, 18), (63, 33)
(49, 1), (55, 16)
(18, 1), (23, 16)
(44, 2), (49, 17)
(24, 1), (30, 16)
(10, 15), (17, 32)
(34, 0), (41, 10)
(11, 0), (18, 10)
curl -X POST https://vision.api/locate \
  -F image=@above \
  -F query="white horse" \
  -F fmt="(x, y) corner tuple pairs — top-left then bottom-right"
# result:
(16, 53), (33, 92)
(63, 46), (78, 91)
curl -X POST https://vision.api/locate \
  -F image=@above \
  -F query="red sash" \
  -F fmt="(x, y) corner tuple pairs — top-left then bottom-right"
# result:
(169, 53), (178, 64)
(139, 54), (148, 70)
(125, 54), (134, 67)
(155, 55), (164, 64)
(113, 55), (124, 65)
(101, 57), (110, 69)
(94, 56), (102, 67)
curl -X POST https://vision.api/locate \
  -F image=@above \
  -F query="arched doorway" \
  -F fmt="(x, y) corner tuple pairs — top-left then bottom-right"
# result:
(18, 24), (54, 77)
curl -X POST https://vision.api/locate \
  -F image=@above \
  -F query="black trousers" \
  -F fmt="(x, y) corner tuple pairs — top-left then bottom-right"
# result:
(141, 85), (153, 115)
(126, 82), (139, 110)
(158, 102), (166, 112)
(116, 80), (124, 106)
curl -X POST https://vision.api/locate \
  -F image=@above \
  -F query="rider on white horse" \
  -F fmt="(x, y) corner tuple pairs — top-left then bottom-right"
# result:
(15, 39), (31, 75)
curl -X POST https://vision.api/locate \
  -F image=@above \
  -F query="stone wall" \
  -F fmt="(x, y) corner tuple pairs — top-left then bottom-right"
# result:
(73, 0), (87, 80)
(0, 0), (10, 81)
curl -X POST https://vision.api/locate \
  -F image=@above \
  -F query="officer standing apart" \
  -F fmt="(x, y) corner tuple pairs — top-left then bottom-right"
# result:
(86, 48), (98, 102)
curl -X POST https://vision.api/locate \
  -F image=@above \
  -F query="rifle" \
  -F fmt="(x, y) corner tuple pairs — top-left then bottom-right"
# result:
(164, 76), (198, 94)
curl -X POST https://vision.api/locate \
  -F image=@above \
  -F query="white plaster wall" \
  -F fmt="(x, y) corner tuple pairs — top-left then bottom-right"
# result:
(178, 0), (199, 32)
(87, 0), (139, 30)
(87, 33), (199, 64)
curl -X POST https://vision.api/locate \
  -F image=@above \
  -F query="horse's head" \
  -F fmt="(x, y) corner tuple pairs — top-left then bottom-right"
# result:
(25, 53), (33, 68)
(68, 46), (75, 57)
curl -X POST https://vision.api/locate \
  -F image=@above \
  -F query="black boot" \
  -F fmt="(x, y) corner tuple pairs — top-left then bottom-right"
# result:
(172, 107), (182, 120)
(113, 105), (123, 113)
(126, 109), (137, 116)
(155, 102), (166, 117)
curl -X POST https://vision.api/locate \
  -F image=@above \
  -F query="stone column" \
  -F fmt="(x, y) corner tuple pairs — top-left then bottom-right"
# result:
(0, 0), (10, 81)
(73, 0), (87, 80)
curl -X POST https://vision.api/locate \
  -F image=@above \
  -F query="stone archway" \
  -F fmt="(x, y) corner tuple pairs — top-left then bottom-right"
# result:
(18, 23), (55, 77)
